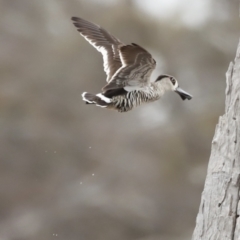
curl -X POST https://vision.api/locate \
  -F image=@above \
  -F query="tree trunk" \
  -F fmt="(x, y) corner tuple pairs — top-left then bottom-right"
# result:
(192, 40), (240, 239)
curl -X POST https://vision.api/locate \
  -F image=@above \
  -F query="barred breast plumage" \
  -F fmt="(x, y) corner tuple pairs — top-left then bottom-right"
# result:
(110, 86), (163, 112)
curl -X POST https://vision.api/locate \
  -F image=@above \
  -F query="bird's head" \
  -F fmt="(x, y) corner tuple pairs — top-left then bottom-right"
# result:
(155, 74), (192, 100)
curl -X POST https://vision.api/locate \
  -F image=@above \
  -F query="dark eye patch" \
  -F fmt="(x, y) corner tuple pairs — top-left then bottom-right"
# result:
(171, 78), (176, 85)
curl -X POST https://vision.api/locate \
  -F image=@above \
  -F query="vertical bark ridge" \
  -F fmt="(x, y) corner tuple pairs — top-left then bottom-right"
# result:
(192, 40), (240, 240)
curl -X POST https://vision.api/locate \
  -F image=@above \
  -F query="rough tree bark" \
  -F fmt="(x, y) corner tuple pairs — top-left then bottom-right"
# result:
(192, 40), (240, 239)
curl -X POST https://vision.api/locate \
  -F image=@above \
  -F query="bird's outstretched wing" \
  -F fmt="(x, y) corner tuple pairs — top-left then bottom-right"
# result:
(72, 17), (123, 82)
(102, 43), (156, 93)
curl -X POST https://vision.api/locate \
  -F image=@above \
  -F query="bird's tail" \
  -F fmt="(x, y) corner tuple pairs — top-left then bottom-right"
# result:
(82, 92), (112, 108)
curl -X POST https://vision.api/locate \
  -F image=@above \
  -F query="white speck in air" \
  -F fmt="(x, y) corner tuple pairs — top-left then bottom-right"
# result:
(89, 146), (92, 149)
(92, 173), (95, 176)
(80, 182), (83, 184)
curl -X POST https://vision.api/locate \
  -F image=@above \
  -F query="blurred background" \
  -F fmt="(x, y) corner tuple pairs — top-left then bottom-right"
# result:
(0, 0), (239, 239)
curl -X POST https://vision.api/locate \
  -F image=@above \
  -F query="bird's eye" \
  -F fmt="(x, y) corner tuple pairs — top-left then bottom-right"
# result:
(171, 78), (176, 85)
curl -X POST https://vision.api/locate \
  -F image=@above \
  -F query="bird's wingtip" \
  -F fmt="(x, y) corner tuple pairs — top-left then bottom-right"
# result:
(71, 16), (79, 21)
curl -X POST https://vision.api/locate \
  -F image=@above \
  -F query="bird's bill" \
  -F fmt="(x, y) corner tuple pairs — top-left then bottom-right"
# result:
(175, 87), (192, 100)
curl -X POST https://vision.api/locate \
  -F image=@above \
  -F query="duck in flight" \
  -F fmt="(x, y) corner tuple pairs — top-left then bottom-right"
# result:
(71, 17), (192, 112)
